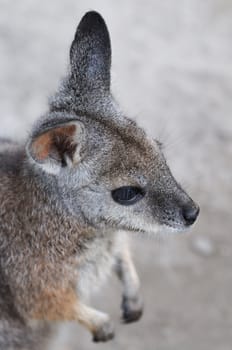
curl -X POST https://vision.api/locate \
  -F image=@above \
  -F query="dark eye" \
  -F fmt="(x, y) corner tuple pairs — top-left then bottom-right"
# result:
(111, 186), (145, 206)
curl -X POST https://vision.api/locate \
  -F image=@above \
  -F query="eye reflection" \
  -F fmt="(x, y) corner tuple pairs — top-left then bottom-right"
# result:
(111, 186), (145, 206)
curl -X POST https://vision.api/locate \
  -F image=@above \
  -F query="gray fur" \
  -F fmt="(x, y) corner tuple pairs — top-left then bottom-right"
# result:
(0, 11), (199, 348)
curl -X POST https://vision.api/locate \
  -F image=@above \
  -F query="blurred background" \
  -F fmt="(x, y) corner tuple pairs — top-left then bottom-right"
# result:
(0, 0), (232, 349)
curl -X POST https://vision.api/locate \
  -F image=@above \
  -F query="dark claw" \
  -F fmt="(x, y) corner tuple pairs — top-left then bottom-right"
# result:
(92, 321), (115, 342)
(121, 295), (143, 324)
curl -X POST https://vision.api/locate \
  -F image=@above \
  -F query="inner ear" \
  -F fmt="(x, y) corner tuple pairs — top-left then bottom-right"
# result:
(30, 122), (83, 168)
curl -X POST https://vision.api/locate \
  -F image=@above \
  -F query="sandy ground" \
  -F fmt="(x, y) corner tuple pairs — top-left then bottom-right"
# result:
(0, 0), (232, 349)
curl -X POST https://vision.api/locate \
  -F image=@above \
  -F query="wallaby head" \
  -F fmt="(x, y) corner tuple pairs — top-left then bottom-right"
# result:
(26, 11), (199, 236)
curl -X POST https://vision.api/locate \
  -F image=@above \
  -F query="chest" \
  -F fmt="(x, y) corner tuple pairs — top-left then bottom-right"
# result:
(76, 232), (120, 299)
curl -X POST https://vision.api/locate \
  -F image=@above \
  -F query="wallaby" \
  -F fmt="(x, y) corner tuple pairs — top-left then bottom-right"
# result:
(0, 11), (199, 349)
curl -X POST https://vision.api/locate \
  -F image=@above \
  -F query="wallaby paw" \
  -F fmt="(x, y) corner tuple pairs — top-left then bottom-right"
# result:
(92, 321), (115, 342)
(121, 295), (143, 324)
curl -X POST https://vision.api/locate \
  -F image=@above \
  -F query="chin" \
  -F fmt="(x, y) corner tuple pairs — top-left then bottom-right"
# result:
(140, 222), (188, 236)
(112, 220), (187, 236)
(161, 225), (187, 234)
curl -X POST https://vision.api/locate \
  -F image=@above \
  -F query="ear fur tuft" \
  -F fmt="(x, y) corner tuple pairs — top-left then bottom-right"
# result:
(28, 122), (84, 173)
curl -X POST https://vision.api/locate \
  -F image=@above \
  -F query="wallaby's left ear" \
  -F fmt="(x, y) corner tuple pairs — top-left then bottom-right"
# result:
(27, 121), (85, 175)
(70, 11), (111, 93)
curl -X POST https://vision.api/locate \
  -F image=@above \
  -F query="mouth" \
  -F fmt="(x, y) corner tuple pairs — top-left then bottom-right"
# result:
(100, 216), (190, 236)
(114, 223), (147, 234)
(101, 218), (147, 234)
(128, 220), (190, 235)
(108, 221), (186, 236)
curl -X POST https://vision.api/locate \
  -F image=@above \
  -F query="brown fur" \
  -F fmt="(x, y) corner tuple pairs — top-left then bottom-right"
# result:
(0, 11), (199, 349)
(32, 288), (77, 321)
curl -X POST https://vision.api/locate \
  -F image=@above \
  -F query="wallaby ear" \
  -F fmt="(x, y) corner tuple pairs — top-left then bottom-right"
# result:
(70, 11), (111, 93)
(27, 121), (84, 175)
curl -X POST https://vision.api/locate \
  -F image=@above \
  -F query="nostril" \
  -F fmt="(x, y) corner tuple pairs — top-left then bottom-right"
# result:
(182, 205), (200, 226)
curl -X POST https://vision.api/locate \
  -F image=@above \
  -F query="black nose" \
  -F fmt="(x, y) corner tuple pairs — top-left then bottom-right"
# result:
(182, 204), (200, 226)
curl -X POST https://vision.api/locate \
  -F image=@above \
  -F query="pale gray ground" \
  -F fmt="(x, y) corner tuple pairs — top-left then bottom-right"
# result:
(0, 0), (232, 349)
